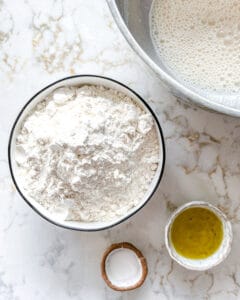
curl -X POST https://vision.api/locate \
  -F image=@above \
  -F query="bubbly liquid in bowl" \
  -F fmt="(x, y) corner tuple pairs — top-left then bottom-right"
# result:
(150, 0), (240, 102)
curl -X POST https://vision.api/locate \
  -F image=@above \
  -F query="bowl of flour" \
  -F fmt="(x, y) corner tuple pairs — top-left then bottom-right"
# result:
(8, 75), (165, 231)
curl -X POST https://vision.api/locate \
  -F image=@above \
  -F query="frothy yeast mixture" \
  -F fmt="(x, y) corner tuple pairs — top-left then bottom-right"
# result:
(150, 0), (240, 95)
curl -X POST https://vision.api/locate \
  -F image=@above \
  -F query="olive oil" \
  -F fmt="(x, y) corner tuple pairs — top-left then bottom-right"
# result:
(170, 207), (223, 259)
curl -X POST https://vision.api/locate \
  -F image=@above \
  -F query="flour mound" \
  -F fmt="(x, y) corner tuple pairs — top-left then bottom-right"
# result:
(15, 85), (160, 222)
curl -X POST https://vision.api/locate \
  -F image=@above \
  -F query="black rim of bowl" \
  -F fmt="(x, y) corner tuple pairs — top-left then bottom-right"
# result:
(8, 74), (166, 231)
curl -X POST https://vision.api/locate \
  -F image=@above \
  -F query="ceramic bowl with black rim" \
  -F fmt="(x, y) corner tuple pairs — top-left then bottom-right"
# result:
(8, 75), (165, 231)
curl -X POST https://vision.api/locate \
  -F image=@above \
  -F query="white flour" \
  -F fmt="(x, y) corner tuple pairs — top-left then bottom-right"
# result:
(15, 85), (160, 222)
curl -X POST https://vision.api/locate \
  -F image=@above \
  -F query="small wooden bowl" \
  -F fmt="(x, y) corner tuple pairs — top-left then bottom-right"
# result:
(101, 242), (148, 291)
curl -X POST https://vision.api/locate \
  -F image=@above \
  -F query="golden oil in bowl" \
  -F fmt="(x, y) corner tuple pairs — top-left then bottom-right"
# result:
(170, 207), (223, 259)
(165, 201), (232, 270)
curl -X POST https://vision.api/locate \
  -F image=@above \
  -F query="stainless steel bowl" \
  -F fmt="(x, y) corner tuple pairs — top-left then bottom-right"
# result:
(107, 0), (240, 117)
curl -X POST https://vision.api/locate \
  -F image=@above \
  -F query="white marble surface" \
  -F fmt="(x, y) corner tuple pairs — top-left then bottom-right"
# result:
(1, 0), (240, 299)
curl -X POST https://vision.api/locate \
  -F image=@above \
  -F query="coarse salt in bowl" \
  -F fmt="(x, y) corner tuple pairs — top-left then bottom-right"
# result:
(101, 242), (148, 291)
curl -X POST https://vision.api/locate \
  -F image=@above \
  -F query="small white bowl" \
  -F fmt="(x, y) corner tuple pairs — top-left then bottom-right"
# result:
(8, 75), (165, 231)
(165, 201), (233, 271)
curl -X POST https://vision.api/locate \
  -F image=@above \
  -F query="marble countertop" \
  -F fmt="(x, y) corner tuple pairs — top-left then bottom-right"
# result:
(1, 0), (240, 299)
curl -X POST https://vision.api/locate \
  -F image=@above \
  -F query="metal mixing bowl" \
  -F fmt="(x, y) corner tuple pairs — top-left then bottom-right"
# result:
(107, 0), (240, 117)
